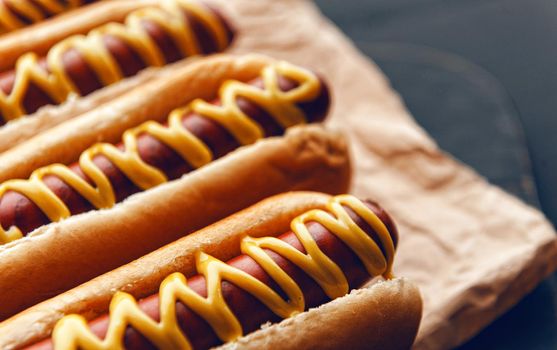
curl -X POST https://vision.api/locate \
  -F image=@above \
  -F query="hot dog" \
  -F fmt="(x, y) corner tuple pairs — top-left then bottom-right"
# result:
(0, 60), (328, 243)
(0, 0), (233, 153)
(0, 0), (98, 34)
(0, 1), (158, 72)
(0, 55), (350, 321)
(0, 0), (233, 121)
(0, 193), (422, 350)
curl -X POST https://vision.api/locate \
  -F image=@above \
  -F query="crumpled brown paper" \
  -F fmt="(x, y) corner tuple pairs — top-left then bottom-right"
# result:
(210, 0), (557, 348)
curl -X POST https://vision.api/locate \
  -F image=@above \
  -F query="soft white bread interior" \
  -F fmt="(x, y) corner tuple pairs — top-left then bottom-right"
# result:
(0, 54), (272, 181)
(218, 278), (422, 350)
(0, 125), (350, 323)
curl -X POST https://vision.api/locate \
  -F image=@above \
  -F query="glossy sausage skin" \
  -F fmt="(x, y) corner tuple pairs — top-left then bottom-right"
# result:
(27, 200), (398, 350)
(0, 3), (235, 122)
(0, 75), (330, 236)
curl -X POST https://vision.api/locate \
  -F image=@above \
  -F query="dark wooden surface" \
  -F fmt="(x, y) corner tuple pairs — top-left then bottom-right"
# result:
(314, 0), (557, 348)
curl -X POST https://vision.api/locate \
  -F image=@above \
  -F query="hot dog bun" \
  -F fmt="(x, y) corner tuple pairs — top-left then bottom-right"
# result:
(0, 192), (421, 350)
(0, 54), (272, 182)
(218, 278), (422, 350)
(0, 125), (350, 321)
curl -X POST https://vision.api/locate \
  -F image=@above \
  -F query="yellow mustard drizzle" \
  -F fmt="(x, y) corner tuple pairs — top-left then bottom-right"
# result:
(0, 0), (230, 121)
(0, 61), (320, 244)
(51, 195), (396, 350)
(0, 0), (84, 34)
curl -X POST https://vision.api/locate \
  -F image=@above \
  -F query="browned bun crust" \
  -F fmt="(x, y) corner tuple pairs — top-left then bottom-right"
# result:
(0, 193), (421, 350)
(0, 125), (350, 323)
(0, 0), (157, 71)
(218, 278), (422, 350)
(0, 54), (272, 181)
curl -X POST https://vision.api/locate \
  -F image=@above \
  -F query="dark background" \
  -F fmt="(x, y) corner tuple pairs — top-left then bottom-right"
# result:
(314, 0), (557, 348)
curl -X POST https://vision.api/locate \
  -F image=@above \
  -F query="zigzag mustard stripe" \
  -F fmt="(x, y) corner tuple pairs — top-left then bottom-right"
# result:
(52, 195), (396, 350)
(0, 62), (319, 244)
(0, 0), (229, 121)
